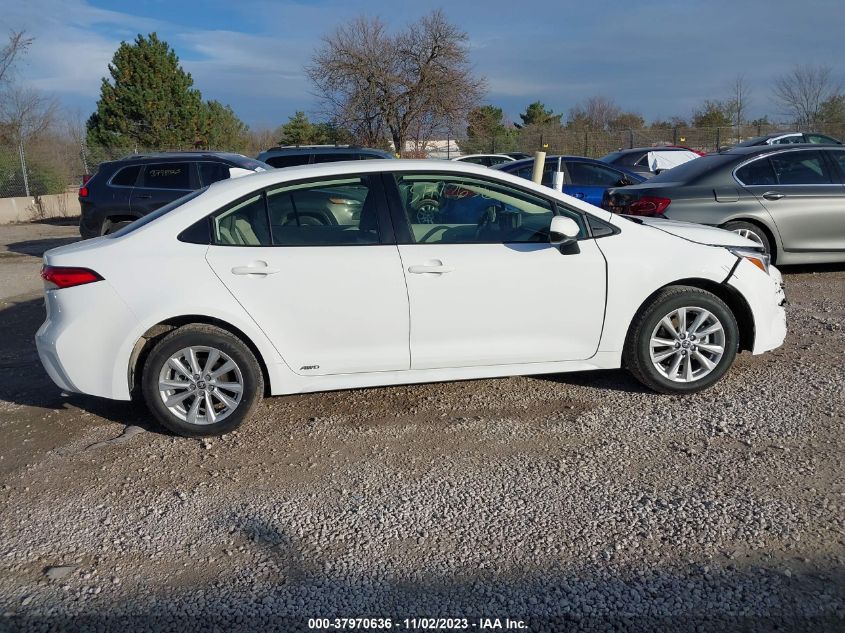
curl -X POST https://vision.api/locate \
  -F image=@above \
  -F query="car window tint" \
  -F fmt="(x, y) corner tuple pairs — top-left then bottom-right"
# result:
(265, 176), (379, 246)
(769, 151), (832, 185)
(198, 162), (230, 186)
(458, 156), (486, 164)
(141, 163), (191, 189)
(313, 153), (356, 163)
(110, 165), (141, 187)
(567, 161), (623, 186)
(487, 156), (511, 166)
(394, 173), (582, 245)
(213, 194), (272, 246)
(266, 155), (311, 168)
(735, 158), (776, 186)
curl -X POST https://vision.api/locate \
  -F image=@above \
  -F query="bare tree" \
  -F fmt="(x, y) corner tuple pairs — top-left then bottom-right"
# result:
(1, 85), (58, 143)
(0, 30), (32, 87)
(773, 64), (840, 129)
(726, 74), (751, 131)
(567, 96), (621, 131)
(308, 10), (484, 154)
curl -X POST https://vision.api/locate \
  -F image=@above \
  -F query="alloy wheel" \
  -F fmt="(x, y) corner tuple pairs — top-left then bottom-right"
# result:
(648, 307), (726, 383)
(157, 346), (244, 425)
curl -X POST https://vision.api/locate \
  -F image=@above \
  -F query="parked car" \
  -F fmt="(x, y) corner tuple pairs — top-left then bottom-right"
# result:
(600, 147), (701, 177)
(734, 132), (842, 147)
(601, 144), (845, 264)
(503, 152), (531, 160)
(452, 153), (516, 167)
(38, 160), (786, 437)
(78, 152), (270, 238)
(256, 145), (394, 168)
(494, 155), (646, 206)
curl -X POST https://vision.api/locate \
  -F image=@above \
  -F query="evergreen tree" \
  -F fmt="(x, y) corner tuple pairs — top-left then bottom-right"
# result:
(87, 33), (205, 148)
(201, 100), (249, 151)
(516, 101), (562, 128)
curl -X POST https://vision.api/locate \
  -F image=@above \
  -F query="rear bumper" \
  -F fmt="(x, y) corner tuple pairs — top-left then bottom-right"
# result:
(35, 282), (138, 400)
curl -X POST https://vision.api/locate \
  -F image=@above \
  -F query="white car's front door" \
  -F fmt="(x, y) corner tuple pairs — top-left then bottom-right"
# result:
(204, 176), (410, 376)
(391, 173), (608, 370)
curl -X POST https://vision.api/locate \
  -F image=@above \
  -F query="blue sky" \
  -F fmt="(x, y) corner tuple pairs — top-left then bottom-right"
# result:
(4, 0), (844, 130)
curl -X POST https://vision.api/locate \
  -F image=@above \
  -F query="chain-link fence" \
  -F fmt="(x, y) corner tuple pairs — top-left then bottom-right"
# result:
(3, 123), (845, 200)
(463, 124), (845, 158)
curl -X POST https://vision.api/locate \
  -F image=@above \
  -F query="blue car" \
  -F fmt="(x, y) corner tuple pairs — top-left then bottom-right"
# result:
(493, 155), (646, 207)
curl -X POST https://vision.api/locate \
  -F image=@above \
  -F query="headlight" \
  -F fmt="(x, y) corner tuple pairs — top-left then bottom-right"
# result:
(729, 247), (770, 274)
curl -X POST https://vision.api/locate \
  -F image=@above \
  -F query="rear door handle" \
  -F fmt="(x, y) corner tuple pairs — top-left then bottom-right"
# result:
(574, 192), (585, 199)
(135, 194), (152, 199)
(762, 191), (785, 201)
(408, 262), (454, 274)
(231, 261), (280, 276)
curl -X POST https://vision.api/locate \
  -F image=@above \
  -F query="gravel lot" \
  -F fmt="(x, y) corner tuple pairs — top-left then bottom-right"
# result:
(0, 221), (843, 632)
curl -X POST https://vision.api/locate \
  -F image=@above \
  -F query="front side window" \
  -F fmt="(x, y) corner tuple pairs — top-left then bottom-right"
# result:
(141, 162), (191, 189)
(394, 173), (579, 244)
(770, 135), (802, 145)
(769, 151), (832, 185)
(831, 150), (845, 175)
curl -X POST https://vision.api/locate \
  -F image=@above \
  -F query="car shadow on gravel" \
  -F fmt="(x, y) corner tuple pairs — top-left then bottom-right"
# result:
(6, 555), (843, 632)
(535, 369), (653, 394)
(5, 237), (80, 257)
(0, 296), (164, 433)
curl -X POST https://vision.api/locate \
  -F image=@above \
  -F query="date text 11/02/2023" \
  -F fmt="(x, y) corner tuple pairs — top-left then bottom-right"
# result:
(307, 617), (528, 630)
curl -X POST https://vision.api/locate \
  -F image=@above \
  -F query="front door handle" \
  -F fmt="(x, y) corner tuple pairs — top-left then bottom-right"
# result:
(231, 261), (280, 276)
(762, 191), (785, 201)
(574, 192), (585, 199)
(408, 260), (454, 275)
(135, 193), (152, 199)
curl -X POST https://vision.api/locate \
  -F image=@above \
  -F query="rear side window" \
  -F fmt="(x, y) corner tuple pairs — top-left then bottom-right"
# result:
(141, 163), (191, 189)
(110, 165), (141, 187)
(313, 153), (356, 163)
(266, 155), (311, 168)
(736, 158), (776, 186)
(198, 162), (230, 186)
(769, 151), (832, 185)
(214, 195), (272, 246)
(568, 161), (623, 186)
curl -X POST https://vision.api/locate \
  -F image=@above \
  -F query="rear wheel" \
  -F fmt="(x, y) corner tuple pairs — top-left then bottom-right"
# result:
(722, 221), (772, 260)
(141, 324), (263, 437)
(623, 286), (738, 394)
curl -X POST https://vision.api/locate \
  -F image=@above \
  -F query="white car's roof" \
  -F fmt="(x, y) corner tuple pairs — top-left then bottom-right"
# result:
(451, 154), (516, 161)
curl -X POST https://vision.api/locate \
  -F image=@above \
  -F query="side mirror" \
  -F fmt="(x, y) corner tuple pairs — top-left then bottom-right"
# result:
(549, 216), (581, 252)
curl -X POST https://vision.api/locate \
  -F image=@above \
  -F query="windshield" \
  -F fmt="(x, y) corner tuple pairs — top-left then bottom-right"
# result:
(734, 136), (769, 147)
(108, 188), (207, 238)
(646, 153), (735, 184)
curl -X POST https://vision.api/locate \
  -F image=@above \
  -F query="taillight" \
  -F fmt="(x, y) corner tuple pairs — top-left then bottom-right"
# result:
(78, 186), (89, 198)
(81, 174), (92, 185)
(41, 266), (103, 290)
(627, 196), (671, 217)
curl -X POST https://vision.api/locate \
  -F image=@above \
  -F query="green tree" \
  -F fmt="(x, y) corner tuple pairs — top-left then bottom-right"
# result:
(277, 111), (353, 146)
(86, 33), (205, 148)
(517, 101), (562, 128)
(818, 94), (845, 135)
(691, 100), (733, 128)
(200, 100), (249, 151)
(461, 104), (515, 153)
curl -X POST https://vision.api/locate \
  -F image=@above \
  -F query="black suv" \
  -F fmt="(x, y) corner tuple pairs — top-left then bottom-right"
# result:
(78, 152), (270, 238)
(256, 145), (394, 168)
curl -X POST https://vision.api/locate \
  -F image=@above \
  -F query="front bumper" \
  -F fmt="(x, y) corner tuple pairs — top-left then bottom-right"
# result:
(727, 260), (787, 355)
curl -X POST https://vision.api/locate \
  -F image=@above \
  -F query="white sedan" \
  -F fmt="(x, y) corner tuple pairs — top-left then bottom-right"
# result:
(36, 160), (786, 437)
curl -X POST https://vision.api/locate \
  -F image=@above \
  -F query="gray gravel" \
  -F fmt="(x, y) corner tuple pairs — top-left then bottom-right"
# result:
(0, 223), (843, 632)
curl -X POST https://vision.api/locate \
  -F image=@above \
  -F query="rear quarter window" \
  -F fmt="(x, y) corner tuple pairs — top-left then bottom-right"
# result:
(110, 165), (141, 187)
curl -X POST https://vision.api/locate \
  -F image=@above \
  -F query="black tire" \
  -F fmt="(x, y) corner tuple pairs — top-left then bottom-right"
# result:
(721, 221), (773, 261)
(141, 324), (263, 437)
(623, 286), (739, 395)
(103, 220), (132, 235)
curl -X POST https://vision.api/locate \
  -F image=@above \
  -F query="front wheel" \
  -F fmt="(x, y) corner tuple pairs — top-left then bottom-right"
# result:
(141, 324), (263, 437)
(623, 286), (738, 394)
